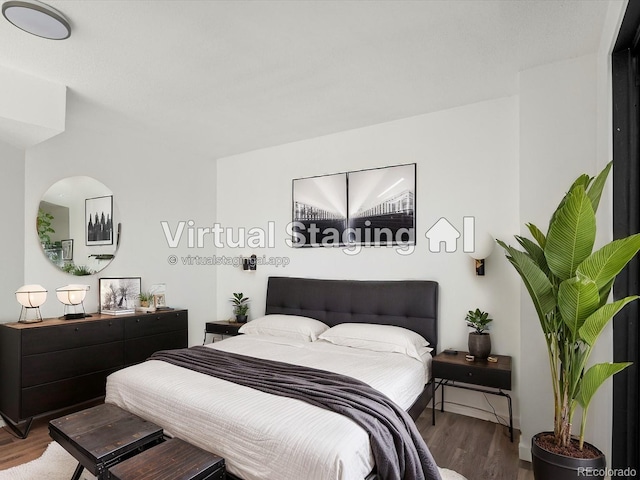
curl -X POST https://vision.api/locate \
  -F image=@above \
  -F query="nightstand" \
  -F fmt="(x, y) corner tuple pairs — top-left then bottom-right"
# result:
(432, 351), (513, 441)
(202, 320), (243, 344)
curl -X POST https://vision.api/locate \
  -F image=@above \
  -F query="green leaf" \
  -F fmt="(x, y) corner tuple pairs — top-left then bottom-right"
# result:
(598, 278), (615, 306)
(548, 175), (590, 228)
(545, 186), (596, 280)
(526, 223), (547, 249)
(586, 161), (612, 213)
(579, 296), (638, 346)
(498, 240), (556, 327)
(558, 278), (600, 337)
(576, 234), (640, 291)
(576, 362), (632, 409)
(516, 236), (549, 275)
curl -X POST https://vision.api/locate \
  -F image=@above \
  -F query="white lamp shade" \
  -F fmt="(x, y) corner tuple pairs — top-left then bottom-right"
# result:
(56, 284), (89, 305)
(468, 233), (495, 260)
(15, 284), (47, 307)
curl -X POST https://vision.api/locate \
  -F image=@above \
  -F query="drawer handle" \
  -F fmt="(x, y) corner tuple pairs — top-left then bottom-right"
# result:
(136, 319), (140, 323)
(467, 372), (473, 377)
(75, 327), (79, 332)
(109, 321), (112, 326)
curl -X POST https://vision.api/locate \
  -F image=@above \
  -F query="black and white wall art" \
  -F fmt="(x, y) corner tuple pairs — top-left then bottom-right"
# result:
(86, 195), (113, 246)
(292, 173), (348, 247)
(291, 163), (415, 247)
(348, 163), (415, 245)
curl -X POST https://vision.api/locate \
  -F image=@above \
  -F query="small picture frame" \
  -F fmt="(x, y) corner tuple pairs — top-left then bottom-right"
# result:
(61, 239), (73, 261)
(153, 293), (166, 309)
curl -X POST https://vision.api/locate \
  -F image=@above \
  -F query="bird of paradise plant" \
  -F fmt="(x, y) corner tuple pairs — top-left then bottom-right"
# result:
(498, 161), (638, 451)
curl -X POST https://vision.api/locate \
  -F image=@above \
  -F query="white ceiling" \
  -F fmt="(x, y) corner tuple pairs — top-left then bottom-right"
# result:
(0, 0), (616, 159)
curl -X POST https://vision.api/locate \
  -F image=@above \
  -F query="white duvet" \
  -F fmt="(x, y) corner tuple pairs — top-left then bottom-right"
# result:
(105, 334), (432, 480)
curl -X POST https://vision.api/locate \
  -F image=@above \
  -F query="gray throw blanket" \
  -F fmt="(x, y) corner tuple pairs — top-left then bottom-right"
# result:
(149, 346), (442, 480)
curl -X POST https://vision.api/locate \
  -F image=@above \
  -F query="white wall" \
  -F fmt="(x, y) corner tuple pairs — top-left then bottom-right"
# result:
(216, 96), (522, 427)
(22, 122), (217, 347)
(0, 141), (24, 319)
(518, 52), (615, 462)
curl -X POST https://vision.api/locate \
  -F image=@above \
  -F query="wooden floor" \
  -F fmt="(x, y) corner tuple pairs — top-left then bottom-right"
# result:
(0, 407), (534, 479)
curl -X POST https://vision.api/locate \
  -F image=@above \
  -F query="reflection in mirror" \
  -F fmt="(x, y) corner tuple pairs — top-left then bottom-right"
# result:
(38, 176), (120, 276)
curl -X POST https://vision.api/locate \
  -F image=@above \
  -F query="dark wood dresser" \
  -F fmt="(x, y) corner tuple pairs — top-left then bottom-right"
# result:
(0, 309), (188, 438)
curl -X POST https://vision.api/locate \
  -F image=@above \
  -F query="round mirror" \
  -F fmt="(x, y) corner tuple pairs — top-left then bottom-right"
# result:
(38, 176), (120, 275)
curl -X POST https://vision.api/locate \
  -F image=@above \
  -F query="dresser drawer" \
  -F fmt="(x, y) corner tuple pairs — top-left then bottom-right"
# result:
(125, 330), (188, 365)
(125, 311), (188, 339)
(21, 369), (119, 419)
(433, 361), (511, 390)
(22, 318), (123, 355)
(22, 342), (124, 387)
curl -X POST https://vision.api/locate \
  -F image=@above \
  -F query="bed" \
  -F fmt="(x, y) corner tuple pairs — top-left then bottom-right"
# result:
(105, 276), (441, 480)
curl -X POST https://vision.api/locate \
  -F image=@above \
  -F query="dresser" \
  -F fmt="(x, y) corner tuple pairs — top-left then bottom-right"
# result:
(0, 309), (188, 438)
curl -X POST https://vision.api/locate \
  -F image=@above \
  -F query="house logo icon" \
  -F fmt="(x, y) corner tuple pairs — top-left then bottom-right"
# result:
(425, 217), (460, 253)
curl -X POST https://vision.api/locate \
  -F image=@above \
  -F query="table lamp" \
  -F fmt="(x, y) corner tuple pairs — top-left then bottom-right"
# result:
(15, 284), (47, 323)
(56, 284), (90, 319)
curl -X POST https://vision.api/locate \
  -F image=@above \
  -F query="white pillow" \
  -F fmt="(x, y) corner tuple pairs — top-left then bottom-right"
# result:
(238, 314), (329, 341)
(318, 323), (431, 361)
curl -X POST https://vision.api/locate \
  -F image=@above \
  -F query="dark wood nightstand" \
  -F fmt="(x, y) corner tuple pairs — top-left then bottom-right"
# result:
(432, 351), (513, 441)
(202, 320), (243, 344)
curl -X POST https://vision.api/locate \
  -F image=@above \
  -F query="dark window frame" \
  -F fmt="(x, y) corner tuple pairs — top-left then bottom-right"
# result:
(612, 0), (640, 471)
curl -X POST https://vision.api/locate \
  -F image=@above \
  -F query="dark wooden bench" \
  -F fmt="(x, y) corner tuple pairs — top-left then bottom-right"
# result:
(49, 403), (164, 480)
(108, 437), (225, 480)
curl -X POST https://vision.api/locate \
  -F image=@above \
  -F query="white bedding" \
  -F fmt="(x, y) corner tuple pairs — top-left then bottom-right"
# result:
(105, 334), (432, 480)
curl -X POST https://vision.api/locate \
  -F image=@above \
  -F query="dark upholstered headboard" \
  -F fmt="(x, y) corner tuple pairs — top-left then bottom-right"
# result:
(265, 277), (439, 350)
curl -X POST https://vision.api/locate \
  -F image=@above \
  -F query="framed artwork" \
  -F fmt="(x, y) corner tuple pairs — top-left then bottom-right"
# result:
(153, 293), (166, 309)
(291, 163), (416, 247)
(99, 277), (141, 313)
(292, 172), (347, 247)
(61, 239), (73, 261)
(347, 163), (416, 246)
(86, 195), (113, 246)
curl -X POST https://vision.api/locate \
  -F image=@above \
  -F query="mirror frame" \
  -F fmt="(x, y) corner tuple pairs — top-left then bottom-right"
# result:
(38, 176), (121, 276)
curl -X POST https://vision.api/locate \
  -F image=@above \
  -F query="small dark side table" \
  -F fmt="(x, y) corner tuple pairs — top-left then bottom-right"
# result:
(432, 351), (513, 442)
(203, 320), (243, 344)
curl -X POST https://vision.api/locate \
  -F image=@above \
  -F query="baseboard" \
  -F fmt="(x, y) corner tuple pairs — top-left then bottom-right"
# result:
(519, 442), (532, 462)
(436, 402), (521, 431)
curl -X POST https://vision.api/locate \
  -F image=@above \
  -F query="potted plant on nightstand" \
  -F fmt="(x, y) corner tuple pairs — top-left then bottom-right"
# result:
(466, 308), (492, 359)
(498, 161), (640, 480)
(231, 292), (249, 323)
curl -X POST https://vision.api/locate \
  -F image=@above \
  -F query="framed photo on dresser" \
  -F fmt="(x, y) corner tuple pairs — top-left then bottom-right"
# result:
(99, 277), (141, 314)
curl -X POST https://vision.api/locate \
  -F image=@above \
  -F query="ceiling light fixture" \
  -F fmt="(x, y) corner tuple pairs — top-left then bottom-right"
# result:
(2, 0), (70, 40)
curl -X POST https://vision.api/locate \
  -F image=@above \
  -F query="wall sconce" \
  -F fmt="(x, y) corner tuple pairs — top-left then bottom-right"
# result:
(15, 284), (47, 323)
(56, 284), (90, 319)
(469, 233), (495, 276)
(242, 254), (257, 271)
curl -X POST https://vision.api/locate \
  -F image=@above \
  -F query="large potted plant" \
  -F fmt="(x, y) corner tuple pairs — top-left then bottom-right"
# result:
(498, 162), (639, 479)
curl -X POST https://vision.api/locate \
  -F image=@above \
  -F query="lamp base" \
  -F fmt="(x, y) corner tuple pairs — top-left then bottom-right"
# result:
(19, 306), (43, 323)
(59, 301), (86, 320)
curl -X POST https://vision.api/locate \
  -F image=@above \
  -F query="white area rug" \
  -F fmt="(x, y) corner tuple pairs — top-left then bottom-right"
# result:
(0, 442), (95, 480)
(0, 442), (466, 480)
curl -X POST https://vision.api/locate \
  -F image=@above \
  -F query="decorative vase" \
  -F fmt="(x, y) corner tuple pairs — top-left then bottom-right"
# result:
(468, 332), (491, 359)
(235, 314), (248, 323)
(531, 432), (606, 480)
